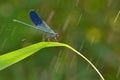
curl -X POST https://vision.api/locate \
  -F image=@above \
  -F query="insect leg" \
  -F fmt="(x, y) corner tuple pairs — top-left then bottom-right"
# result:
(42, 34), (45, 41)
(54, 36), (58, 41)
(46, 33), (51, 41)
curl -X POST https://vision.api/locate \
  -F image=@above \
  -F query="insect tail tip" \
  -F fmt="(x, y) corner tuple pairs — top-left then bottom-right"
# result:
(13, 19), (17, 22)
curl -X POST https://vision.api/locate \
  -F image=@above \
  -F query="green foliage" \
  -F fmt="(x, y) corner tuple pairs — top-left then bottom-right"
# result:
(0, 42), (104, 80)
(0, 0), (120, 80)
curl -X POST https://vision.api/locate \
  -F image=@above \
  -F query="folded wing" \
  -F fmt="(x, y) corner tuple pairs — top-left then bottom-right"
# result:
(29, 10), (43, 25)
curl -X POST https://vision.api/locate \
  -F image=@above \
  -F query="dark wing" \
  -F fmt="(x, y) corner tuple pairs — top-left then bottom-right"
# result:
(29, 10), (43, 25)
(29, 10), (55, 34)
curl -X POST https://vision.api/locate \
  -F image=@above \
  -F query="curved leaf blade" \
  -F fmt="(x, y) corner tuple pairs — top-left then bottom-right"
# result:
(0, 42), (104, 80)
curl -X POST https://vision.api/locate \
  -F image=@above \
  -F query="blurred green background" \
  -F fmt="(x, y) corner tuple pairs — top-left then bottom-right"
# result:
(0, 0), (120, 80)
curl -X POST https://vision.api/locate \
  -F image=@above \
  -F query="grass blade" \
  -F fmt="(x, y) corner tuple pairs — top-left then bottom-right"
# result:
(0, 42), (105, 80)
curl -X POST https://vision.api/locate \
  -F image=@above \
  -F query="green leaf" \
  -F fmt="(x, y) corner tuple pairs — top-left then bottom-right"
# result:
(0, 42), (104, 80)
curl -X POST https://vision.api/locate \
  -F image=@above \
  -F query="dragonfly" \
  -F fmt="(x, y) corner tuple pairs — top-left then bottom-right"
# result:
(13, 10), (58, 41)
